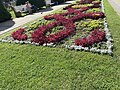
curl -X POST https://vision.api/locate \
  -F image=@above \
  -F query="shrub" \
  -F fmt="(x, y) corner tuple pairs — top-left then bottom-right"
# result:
(53, 0), (65, 4)
(0, 0), (11, 22)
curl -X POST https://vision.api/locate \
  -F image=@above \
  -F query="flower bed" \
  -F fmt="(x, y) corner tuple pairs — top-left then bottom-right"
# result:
(75, 30), (106, 47)
(0, 0), (113, 55)
(12, 28), (28, 41)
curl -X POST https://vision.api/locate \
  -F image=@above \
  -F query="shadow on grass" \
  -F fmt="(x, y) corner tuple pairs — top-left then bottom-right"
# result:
(0, 20), (15, 31)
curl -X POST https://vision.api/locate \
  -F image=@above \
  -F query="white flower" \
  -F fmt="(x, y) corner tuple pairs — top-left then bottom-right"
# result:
(35, 43), (39, 46)
(46, 43), (54, 47)
(67, 45), (73, 49)
(106, 33), (111, 39)
(27, 41), (31, 44)
(24, 41), (28, 44)
(2, 39), (8, 42)
(23, 26), (28, 29)
(100, 49), (107, 54)
(74, 46), (82, 50)
(43, 43), (47, 46)
(14, 40), (19, 43)
(84, 47), (89, 51)
(96, 49), (100, 53)
(71, 45), (75, 48)
(106, 41), (112, 47)
(108, 38), (113, 42)
(90, 48), (96, 52)
(104, 23), (108, 27)
(104, 28), (109, 33)
(108, 49), (113, 55)
(19, 41), (24, 44)
(108, 45), (113, 50)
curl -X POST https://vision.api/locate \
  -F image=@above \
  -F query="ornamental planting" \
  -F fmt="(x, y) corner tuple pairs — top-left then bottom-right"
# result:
(0, 0), (113, 55)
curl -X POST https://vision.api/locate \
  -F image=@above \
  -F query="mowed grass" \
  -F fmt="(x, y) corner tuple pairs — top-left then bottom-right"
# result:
(0, 0), (120, 89)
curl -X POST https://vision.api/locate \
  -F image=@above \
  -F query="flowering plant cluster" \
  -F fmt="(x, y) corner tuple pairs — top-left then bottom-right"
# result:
(65, 0), (101, 9)
(86, 12), (105, 19)
(12, 28), (28, 41)
(32, 16), (75, 45)
(2, 0), (112, 55)
(92, 1), (101, 4)
(11, 0), (106, 45)
(75, 30), (106, 47)
(91, 1), (101, 8)
(79, 0), (93, 4)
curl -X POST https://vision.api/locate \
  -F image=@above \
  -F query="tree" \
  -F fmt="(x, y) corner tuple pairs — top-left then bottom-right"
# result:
(0, 0), (11, 22)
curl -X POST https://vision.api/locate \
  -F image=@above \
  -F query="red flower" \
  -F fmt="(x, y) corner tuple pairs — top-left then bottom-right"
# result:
(75, 30), (106, 47)
(86, 12), (105, 19)
(12, 28), (28, 41)
(79, 0), (93, 4)
(32, 16), (75, 44)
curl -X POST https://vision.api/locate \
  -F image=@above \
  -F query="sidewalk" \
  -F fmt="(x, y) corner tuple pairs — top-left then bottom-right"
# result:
(0, 0), (75, 35)
(108, 0), (120, 15)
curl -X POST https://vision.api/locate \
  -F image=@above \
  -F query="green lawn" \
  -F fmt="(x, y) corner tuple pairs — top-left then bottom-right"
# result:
(0, 0), (120, 89)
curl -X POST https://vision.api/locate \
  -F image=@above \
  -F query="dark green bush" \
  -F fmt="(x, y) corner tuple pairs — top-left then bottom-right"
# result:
(57, 0), (65, 4)
(0, 0), (11, 22)
(16, 0), (46, 8)
(54, 0), (65, 4)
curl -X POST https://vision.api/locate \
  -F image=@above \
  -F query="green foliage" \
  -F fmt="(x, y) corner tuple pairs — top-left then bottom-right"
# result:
(72, 4), (93, 9)
(51, 26), (64, 34)
(85, 4), (94, 7)
(27, 20), (43, 31)
(26, 19), (54, 32)
(76, 0), (80, 3)
(86, 8), (101, 13)
(53, 9), (67, 14)
(54, 0), (65, 4)
(0, 0), (11, 22)
(10, 10), (16, 18)
(76, 20), (104, 31)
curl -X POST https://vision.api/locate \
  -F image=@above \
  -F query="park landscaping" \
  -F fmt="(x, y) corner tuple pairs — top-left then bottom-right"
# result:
(0, 0), (113, 55)
(1, 0), (120, 89)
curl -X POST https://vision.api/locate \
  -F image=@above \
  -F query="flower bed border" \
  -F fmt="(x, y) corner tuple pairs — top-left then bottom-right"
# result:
(66, 0), (113, 55)
(0, 0), (113, 55)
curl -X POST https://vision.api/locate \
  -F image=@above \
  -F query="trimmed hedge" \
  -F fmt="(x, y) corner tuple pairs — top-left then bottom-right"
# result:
(16, 0), (46, 8)
(0, 0), (11, 22)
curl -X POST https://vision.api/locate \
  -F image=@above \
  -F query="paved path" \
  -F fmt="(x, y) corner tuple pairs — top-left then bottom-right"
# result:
(0, 0), (75, 35)
(108, 0), (120, 15)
